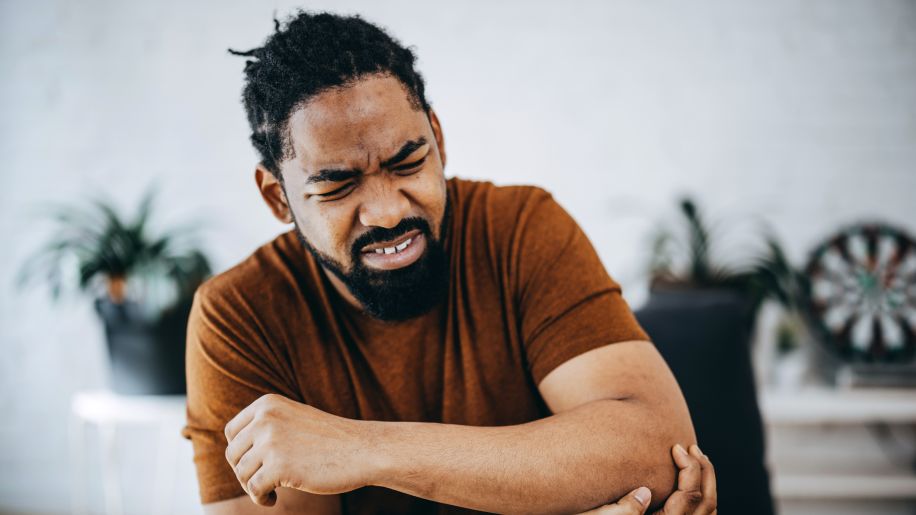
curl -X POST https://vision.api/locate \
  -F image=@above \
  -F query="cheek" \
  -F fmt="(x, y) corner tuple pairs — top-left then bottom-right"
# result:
(416, 173), (448, 238)
(300, 208), (355, 258)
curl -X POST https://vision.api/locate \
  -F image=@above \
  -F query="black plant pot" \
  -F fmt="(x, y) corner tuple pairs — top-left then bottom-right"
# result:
(94, 296), (190, 395)
(636, 288), (774, 515)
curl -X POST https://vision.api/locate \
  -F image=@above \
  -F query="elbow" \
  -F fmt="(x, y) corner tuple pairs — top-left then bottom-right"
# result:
(612, 430), (694, 512)
(640, 446), (680, 511)
(641, 406), (697, 510)
(557, 396), (696, 513)
(579, 436), (684, 514)
(601, 397), (697, 511)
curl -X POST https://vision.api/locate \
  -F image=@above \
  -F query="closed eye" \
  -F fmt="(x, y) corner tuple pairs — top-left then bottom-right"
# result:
(315, 182), (355, 200)
(392, 156), (427, 175)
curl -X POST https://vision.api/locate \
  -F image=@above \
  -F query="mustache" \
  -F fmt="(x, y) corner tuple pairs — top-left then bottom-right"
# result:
(351, 217), (432, 255)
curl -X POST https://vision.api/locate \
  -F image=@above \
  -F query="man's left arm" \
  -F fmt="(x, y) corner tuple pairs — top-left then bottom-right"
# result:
(224, 339), (695, 514)
(366, 339), (694, 513)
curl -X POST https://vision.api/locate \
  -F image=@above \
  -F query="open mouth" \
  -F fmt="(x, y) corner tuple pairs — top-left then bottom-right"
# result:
(359, 230), (426, 270)
(360, 229), (421, 255)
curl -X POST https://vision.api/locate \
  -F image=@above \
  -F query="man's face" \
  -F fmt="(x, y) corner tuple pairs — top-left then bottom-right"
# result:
(263, 74), (449, 321)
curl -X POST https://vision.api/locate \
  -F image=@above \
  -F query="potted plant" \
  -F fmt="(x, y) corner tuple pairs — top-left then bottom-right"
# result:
(18, 188), (211, 395)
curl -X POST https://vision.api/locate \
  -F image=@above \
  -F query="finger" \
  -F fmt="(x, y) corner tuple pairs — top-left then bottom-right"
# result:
(659, 444), (704, 514)
(247, 467), (279, 507)
(225, 404), (257, 443)
(224, 422), (256, 468)
(576, 486), (652, 514)
(233, 447), (262, 496)
(693, 446), (717, 513)
(672, 444), (702, 497)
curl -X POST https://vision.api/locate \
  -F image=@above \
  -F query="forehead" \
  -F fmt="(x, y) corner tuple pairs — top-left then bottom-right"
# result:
(285, 74), (427, 170)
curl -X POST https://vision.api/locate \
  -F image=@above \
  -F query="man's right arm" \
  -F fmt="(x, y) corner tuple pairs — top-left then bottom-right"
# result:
(203, 489), (341, 515)
(185, 286), (342, 515)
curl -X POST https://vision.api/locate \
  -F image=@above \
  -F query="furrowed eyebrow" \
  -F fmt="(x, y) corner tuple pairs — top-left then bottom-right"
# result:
(306, 168), (360, 185)
(380, 137), (428, 168)
(305, 137), (428, 185)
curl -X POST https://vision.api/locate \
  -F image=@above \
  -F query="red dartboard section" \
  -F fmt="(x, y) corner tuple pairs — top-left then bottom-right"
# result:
(804, 223), (916, 363)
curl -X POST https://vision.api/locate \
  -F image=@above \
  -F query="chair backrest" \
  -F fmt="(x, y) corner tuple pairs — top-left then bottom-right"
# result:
(636, 289), (774, 515)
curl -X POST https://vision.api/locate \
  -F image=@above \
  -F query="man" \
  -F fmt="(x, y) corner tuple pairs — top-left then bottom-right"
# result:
(181, 11), (716, 514)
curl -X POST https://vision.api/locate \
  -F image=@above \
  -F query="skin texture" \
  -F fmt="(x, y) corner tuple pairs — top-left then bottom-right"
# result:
(206, 73), (715, 514)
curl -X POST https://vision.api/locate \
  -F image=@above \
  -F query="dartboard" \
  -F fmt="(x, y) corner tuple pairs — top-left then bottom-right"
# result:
(804, 223), (916, 363)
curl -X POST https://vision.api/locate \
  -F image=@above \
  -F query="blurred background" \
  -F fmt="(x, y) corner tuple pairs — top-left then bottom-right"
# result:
(2, 0), (915, 514)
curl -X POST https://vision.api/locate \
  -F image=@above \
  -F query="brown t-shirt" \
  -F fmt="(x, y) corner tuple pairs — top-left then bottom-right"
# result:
(181, 177), (649, 512)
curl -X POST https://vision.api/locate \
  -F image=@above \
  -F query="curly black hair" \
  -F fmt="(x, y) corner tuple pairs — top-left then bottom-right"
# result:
(228, 11), (431, 176)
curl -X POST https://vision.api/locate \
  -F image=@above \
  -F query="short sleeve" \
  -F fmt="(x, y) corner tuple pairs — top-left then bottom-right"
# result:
(180, 283), (299, 504)
(511, 189), (650, 385)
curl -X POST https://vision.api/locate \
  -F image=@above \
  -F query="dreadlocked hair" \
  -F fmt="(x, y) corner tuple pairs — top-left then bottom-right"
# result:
(228, 11), (431, 176)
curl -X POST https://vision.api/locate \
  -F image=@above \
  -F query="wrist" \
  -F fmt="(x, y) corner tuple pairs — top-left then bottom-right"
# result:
(356, 419), (401, 487)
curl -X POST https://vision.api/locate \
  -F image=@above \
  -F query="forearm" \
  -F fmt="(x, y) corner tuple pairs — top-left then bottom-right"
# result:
(362, 398), (694, 514)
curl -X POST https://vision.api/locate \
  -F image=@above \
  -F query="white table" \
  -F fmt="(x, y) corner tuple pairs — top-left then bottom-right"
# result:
(760, 386), (916, 501)
(69, 389), (187, 515)
(761, 387), (916, 426)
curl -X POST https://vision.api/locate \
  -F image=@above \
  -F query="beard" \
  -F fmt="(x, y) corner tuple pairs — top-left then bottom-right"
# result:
(291, 200), (451, 322)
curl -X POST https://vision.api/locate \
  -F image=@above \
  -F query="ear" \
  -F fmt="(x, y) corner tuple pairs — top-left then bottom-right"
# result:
(428, 109), (446, 169)
(255, 164), (294, 224)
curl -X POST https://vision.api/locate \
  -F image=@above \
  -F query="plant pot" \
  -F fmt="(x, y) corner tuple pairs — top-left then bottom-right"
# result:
(94, 296), (190, 395)
(636, 288), (774, 515)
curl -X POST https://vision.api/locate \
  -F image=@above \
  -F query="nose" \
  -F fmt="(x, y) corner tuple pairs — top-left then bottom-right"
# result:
(357, 176), (411, 229)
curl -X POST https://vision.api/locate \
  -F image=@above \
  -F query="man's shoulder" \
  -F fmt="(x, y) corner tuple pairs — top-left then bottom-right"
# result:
(447, 177), (586, 268)
(195, 230), (306, 309)
(450, 176), (553, 205)
(449, 177), (556, 228)
(446, 177), (568, 280)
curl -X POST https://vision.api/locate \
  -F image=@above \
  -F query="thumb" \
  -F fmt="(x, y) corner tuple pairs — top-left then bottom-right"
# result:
(618, 487), (652, 514)
(578, 486), (652, 514)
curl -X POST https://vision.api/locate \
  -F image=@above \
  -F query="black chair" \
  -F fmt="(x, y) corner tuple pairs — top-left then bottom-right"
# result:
(637, 289), (775, 515)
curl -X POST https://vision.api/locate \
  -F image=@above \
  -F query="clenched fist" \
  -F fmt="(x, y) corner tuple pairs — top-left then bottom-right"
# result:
(224, 393), (379, 506)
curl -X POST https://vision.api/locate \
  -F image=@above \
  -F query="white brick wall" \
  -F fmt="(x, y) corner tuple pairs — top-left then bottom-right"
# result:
(1, 0), (914, 513)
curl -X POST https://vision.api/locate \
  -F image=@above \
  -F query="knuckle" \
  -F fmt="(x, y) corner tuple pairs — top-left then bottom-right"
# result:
(260, 404), (279, 418)
(259, 393), (280, 406)
(704, 456), (716, 473)
(684, 489), (704, 505)
(247, 477), (260, 496)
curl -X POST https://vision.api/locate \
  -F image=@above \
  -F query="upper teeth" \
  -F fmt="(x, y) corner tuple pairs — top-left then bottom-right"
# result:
(374, 238), (412, 255)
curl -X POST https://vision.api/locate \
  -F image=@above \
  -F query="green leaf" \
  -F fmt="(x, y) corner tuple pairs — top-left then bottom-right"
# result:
(16, 184), (212, 306)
